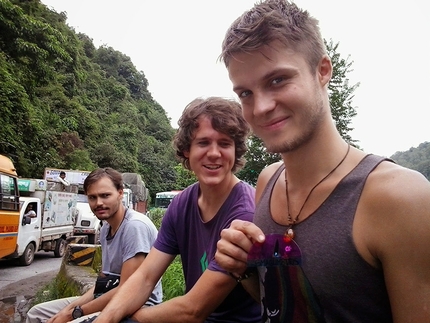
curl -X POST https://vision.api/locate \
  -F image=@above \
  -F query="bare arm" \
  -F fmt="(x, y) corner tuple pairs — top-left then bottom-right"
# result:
(214, 165), (278, 302)
(47, 253), (146, 323)
(79, 253), (147, 315)
(129, 269), (238, 323)
(94, 248), (175, 323)
(359, 164), (430, 322)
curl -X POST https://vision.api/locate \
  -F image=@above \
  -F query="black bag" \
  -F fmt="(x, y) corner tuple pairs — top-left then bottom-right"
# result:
(93, 274), (120, 298)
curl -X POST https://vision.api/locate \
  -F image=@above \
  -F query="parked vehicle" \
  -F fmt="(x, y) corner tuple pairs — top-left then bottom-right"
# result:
(72, 193), (101, 244)
(154, 191), (182, 209)
(122, 173), (149, 214)
(0, 154), (20, 259)
(2, 178), (78, 265)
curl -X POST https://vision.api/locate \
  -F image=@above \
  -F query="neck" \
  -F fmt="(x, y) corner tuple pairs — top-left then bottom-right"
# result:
(198, 174), (239, 222)
(107, 205), (126, 236)
(282, 136), (348, 187)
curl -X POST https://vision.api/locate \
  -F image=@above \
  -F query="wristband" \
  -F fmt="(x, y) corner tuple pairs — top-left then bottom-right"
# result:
(229, 268), (255, 283)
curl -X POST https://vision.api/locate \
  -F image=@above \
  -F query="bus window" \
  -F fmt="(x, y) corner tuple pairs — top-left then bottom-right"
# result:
(155, 191), (182, 209)
(1, 174), (19, 211)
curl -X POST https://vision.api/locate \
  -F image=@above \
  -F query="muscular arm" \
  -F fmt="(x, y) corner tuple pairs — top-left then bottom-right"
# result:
(94, 248), (174, 323)
(357, 164), (430, 322)
(130, 269), (238, 323)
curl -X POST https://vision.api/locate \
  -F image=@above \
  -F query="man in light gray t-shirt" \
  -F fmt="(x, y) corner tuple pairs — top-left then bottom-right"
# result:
(100, 208), (162, 305)
(26, 168), (162, 323)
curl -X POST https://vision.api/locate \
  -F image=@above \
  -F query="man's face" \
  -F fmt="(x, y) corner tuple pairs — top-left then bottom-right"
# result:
(86, 177), (123, 221)
(228, 41), (329, 153)
(184, 116), (236, 188)
(60, 174), (66, 179)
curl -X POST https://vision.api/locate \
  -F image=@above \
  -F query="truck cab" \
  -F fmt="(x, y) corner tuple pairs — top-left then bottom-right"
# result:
(73, 194), (102, 244)
(12, 179), (78, 265)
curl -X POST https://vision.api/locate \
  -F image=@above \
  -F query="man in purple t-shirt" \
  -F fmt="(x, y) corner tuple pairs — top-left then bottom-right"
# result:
(95, 97), (261, 323)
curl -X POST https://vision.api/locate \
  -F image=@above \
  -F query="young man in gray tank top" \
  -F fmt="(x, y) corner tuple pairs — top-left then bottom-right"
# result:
(215, 1), (430, 322)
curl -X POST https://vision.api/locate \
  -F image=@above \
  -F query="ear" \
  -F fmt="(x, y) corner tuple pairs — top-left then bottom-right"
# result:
(183, 151), (190, 158)
(317, 55), (332, 87)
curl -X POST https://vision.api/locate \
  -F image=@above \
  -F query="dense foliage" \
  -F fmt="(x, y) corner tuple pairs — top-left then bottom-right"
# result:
(0, 0), (177, 200)
(391, 142), (430, 180)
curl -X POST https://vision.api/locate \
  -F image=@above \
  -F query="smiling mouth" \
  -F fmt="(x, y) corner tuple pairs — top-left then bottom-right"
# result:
(204, 165), (221, 170)
(261, 116), (289, 128)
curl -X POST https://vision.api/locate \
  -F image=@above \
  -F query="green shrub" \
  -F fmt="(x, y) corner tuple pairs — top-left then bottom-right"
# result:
(162, 256), (185, 300)
(149, 208), (186, 300)
(148, 207), (166, 229)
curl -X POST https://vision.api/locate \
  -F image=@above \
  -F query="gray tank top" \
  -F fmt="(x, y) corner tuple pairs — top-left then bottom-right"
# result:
(254, 154), (393, 322)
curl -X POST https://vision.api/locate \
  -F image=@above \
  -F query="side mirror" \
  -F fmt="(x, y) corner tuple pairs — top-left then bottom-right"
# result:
(22, 216), (31, 226)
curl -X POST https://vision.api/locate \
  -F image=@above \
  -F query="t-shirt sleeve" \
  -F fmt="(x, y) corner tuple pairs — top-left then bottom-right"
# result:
(153, 205), (180, 256)
(121, 220), (156, 263)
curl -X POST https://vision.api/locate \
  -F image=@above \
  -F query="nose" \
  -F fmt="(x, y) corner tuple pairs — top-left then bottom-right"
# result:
(252, 93), (276, 118)
(94, 197), (103, 207)
(207, 143), (221, 158)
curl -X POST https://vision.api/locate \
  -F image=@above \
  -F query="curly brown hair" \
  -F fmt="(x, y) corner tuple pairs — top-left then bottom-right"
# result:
(174, 97), (250, 173)
(220, 0), (326, 72)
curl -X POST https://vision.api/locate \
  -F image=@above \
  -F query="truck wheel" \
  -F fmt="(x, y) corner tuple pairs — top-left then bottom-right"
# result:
(19, 243), (35, 266)
(54, 238), (66, 258)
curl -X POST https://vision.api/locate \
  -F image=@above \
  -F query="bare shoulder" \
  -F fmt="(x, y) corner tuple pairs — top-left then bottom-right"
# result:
(365, 160), (430, 204)
(357, 160), (430, 261)
(257, 161), (283, 185)
(255, 161), (284, 203)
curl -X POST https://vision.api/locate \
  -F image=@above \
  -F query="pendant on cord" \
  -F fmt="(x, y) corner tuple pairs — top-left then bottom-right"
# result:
(283, 227), (294, 243)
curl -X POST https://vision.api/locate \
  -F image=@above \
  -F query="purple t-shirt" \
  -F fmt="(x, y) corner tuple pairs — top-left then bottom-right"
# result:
(154, 181), (261, 322)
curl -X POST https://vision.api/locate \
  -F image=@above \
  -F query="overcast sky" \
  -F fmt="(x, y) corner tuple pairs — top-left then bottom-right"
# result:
(41, 0), (429, 157)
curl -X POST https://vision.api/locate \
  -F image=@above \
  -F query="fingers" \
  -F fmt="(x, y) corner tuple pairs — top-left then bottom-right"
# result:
(229, 220), (265, 244)
(215, 220), (265, 274)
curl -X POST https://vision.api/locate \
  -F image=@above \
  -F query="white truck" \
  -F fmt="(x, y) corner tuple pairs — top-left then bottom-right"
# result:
(9, 178), (78, 265)
(73, 195), (102, 244)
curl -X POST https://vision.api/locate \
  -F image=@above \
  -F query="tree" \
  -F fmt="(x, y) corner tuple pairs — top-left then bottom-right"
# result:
(236, 135), (281, 186)
(391, 142), (430, 180)
(173, 164), (197, 189)
(1, 0), (179, 201)
(237, 39), (360, 185)
(325, 39), (360, 146)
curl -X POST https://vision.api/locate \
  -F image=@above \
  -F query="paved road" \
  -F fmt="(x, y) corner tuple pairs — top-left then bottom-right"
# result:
(0, 252), (62, 322)
(0, 251), (62, 290)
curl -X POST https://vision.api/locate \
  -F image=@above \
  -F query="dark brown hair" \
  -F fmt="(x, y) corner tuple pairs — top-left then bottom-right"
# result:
(174, 97), (250, 173)
(220, 0), (326, 72)
(83, 168), (123, 193)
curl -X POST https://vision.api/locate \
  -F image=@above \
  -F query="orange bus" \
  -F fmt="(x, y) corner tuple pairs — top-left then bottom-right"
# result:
(0, 154), (20, 259)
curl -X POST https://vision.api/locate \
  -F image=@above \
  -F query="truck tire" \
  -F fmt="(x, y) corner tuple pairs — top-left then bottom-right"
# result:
(19, 243), (35, 266)
(54, 238), (66, 258)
